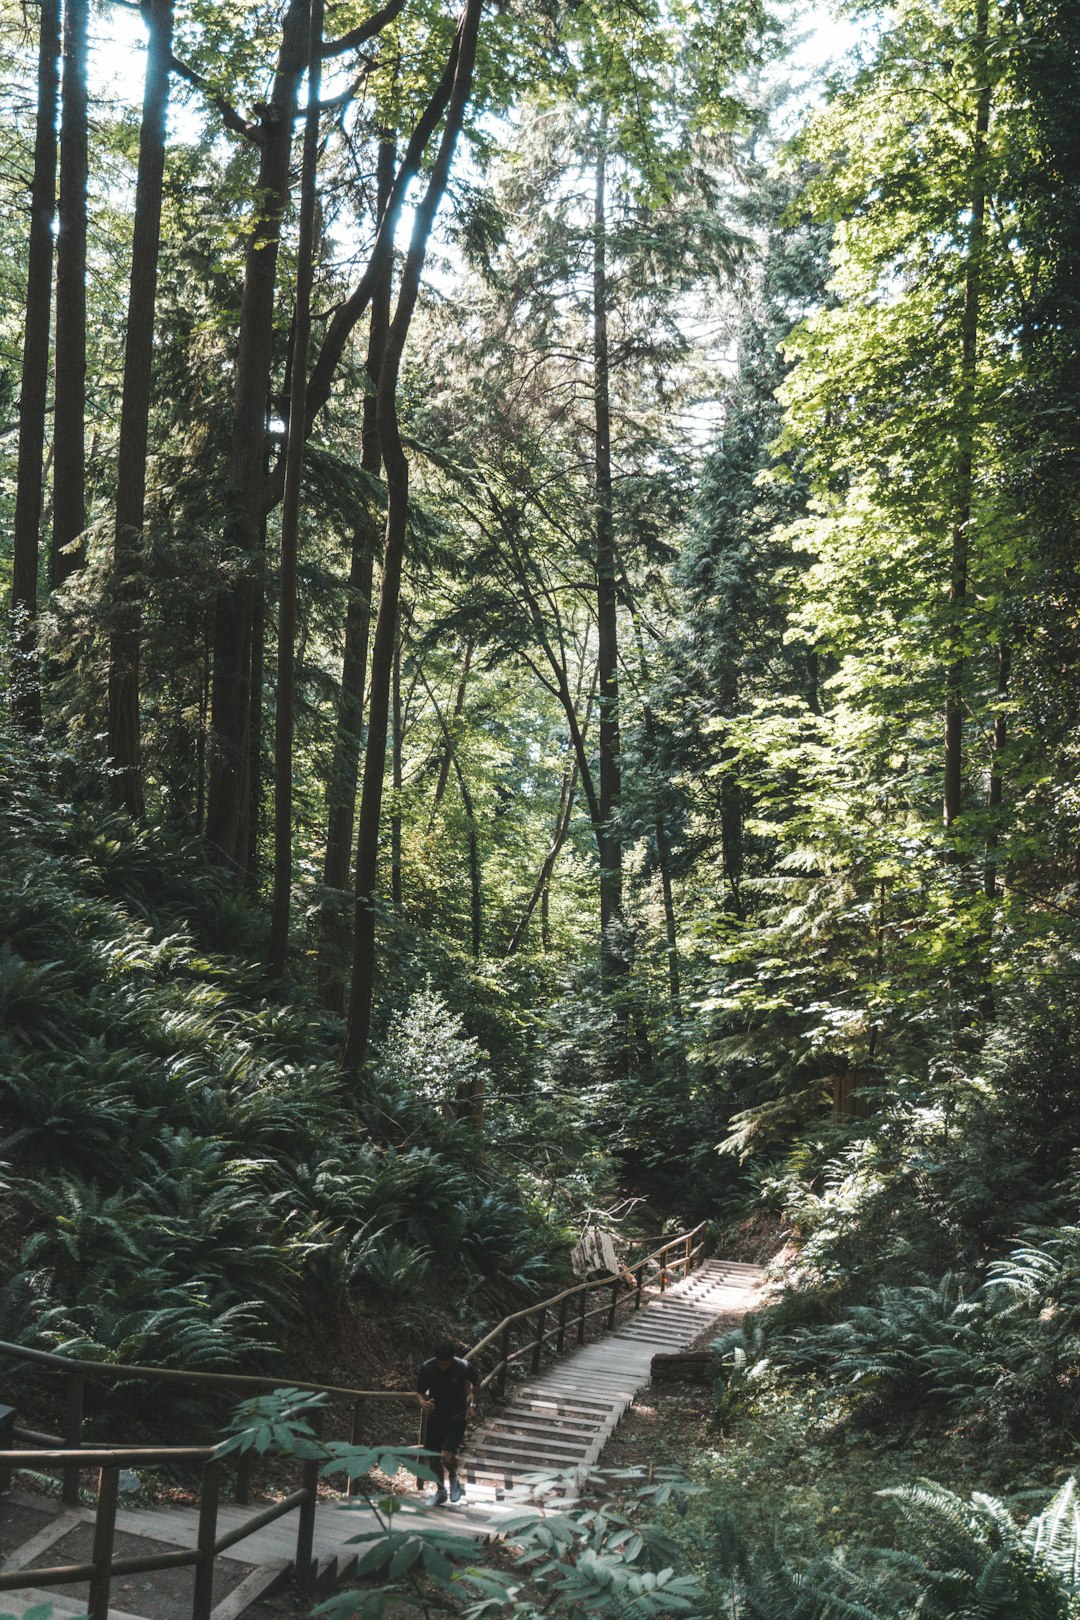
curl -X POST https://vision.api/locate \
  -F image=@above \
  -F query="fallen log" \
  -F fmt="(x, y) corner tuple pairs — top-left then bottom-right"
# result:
(650, 1350), (716, 1384)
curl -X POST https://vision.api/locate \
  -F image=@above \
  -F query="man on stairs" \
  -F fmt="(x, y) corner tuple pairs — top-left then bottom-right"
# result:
(416, 1339), (482, 1505)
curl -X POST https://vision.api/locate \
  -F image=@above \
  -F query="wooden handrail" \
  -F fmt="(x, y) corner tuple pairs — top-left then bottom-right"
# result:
(0, 1339), (422, 1405)
(0, 1220), (707, 1617)
(464, 1221), (708, 1392)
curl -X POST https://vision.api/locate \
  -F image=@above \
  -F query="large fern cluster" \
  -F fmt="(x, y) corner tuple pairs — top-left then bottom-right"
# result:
(699, 1477), (1080, 1619)
(0, 732), (564, 1398)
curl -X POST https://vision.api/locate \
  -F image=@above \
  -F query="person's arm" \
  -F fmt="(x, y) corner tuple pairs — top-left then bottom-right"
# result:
(416, 1363), (434, 1411)
(467, 1360), (482, 1409)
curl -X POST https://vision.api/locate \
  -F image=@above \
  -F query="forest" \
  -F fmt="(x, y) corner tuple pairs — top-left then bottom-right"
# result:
(3, 0), (1080, 1613)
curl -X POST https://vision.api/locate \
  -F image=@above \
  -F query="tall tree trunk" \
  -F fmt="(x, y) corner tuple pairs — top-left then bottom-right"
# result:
(268, 0), (323, 982)
(342, 0), (483, 1082)
(593, 134), (624, 983)
(318, 133), (394, 1014)
(52, 0), (89, 589)
(943, 0), (991, 840)
(11, 0), (60, 734)
(106, 0), (173, 819)
(206, 0), (308, 875)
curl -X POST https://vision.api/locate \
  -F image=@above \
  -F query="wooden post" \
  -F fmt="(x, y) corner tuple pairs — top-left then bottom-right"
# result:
(192, 1457), (221, 1620)
(236, 1448), (252, 1506)
(685, 1233), (692, 1274)
(347, 1398), (364, 1497)
(531, 1307), (547, 1375)
(63, 1370), (84, 1506)
(557, 1294), (569, 1353)
(577, 1289), (587, 1345)
(607, 1278), (618, 1330)
(498, 1323), (512, 1397)
(295, 1411), (322, 1597)
(635, 1269), (644, 1311)
(87, 1465), (119, 1620)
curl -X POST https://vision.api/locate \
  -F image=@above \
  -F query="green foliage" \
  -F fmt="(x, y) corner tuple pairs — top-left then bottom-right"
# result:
(0, 742), (568, 1390)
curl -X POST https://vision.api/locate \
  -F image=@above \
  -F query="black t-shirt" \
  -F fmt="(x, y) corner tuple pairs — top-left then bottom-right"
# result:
(416, 1356), (476, 1421)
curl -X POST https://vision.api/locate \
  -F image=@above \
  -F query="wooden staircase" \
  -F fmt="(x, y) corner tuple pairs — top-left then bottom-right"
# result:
(0, 1244), (765, 1618)
(462, 1260), (762, 1495)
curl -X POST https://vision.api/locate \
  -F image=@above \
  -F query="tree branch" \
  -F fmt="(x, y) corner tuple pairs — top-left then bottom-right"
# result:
(168, 53), (260, 141)
(322, 0), (409, 59)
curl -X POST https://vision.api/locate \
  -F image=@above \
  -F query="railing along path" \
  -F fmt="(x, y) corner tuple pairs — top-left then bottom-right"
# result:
(0, 1221), (707, 1618)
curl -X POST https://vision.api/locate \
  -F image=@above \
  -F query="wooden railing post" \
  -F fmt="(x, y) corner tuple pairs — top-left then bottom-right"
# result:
(557, 1294), (569, 1353)
(635, 1269), (644, 1311)
(531, 1307), (547, 1376)
(498, 1323), (512, 1397)
(192, 1457), (222, 1620)
(236, 1448), (252, 1506)
(63, 1370), (84, 1506)
(685, 1233), (692, 1274)
(87, 1465), (119, 1620)
(295, 1412), (323, 1596)
(347, 1398), (364, 1497)
(577, 1289), (587, 1345)
(660, 1249), (668, 1294)
(607, 1278), (619, 1330)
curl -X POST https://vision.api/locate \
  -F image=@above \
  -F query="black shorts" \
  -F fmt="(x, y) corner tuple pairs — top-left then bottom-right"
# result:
(427, 1415), (467, 1456)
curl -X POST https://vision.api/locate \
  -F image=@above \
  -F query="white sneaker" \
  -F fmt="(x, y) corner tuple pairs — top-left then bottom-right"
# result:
(428, 1486), (448, 1506)
(449, 1476), (465, 1503)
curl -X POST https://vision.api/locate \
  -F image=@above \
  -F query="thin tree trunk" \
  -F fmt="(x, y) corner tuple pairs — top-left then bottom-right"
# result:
(342, 0), (483, 1082)
(593, 134), (624, 982)
(246, 559), (266, 885)
(268, 0), (323, 981)
(11, 0), (60, 734)
(52, 0), (89, 589)
(506, 753), (578, 957)
(206, 0), (308, 875)
(420, 668), (482, 957)
(318, 133), (394, 1013)
(984, 641), (1010, 899)
(106, 0), (173, 818)
(505, 642), (595, 957)
(390, 629), (403, 912)
(428, 638), (473, 826)
(196, 625), (210, 834)
(943, 0), (991, 840)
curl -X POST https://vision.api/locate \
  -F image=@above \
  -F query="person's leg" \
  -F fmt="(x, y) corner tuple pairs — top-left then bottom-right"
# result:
(425, 1422), (448, 1502)
(443, 1417), (467, 1501)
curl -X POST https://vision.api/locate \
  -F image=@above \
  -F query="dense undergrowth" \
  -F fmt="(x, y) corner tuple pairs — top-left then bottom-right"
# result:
(0, 731), (581, 1426)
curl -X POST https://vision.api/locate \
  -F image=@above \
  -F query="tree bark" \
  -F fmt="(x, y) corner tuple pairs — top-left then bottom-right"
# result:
(268, 0), (323, 982)
(106, 0), (174, 818)
(318, 133), (394, 1014)
(205, 0), (308, 874)
(11, 0), (60, 734)
(593, 135), (624, 983)
(943, 0), (991, 840)
(342, 0), (484, 1082)
(52, 0), (89, 589)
